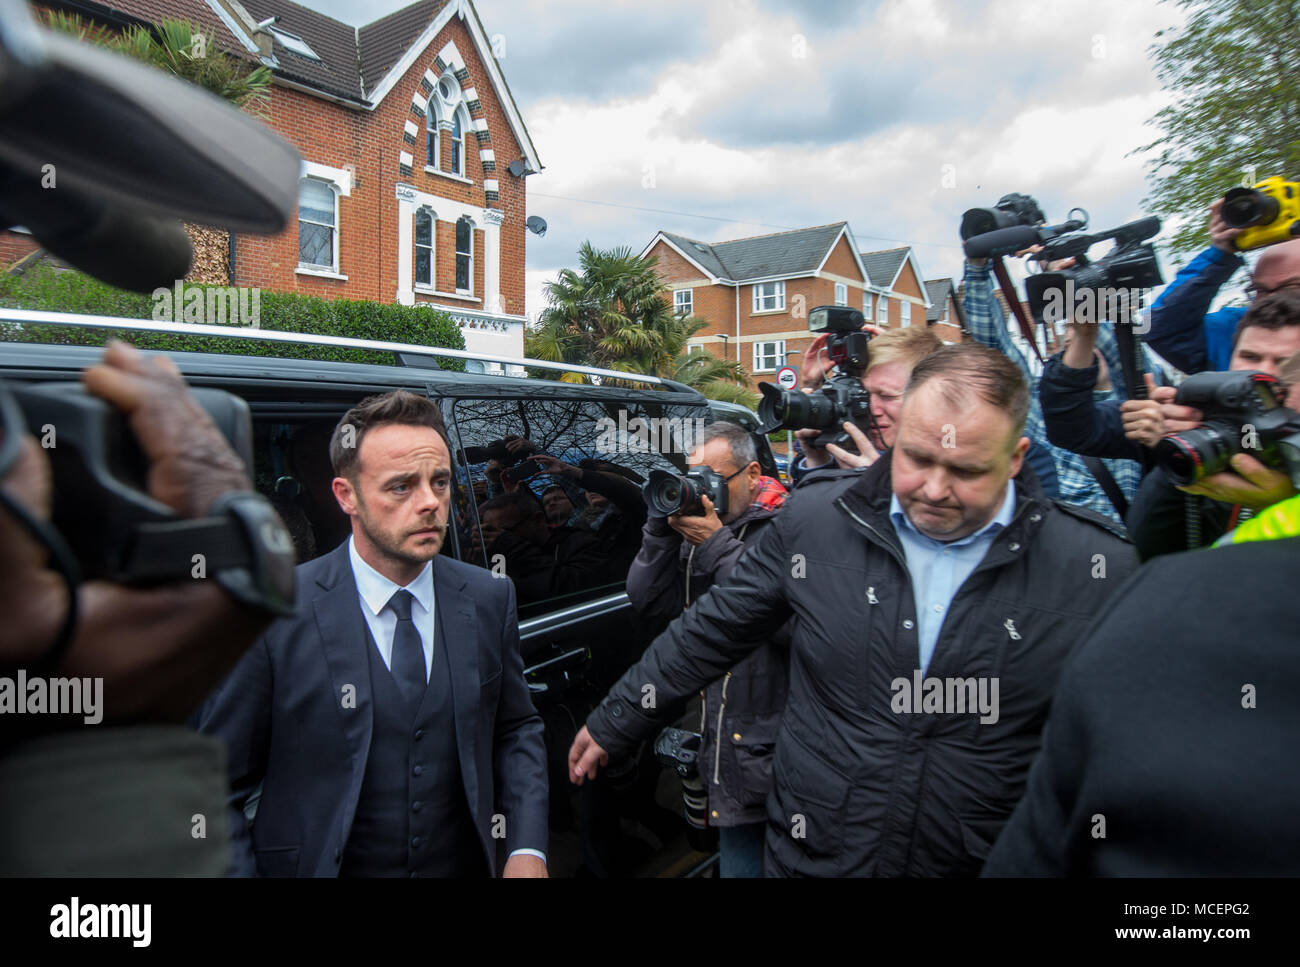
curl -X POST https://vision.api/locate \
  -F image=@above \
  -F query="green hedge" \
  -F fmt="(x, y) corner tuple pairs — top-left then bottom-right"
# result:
(0, 263), (466, 370)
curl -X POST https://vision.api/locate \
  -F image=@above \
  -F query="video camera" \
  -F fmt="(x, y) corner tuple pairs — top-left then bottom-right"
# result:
(0, 0), (303, 665)
(755, 305), (874, 448)
(1222, 176), (1300, 252)
(1155, 371), (1300, 489)
(960, 193), (1164, 326)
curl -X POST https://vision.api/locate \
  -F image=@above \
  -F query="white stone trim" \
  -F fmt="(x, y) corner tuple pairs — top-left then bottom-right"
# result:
(480, 148), (495, 162)
(424, 166), (474, 185)
(473, 117), (488, 133)
(403, 119), (419, 139)
(300, 160), (352, 197)
(483, 179), (499, 192)
(412, 92), (428, 114)
(295, 266), (348, 281)
(462, 86), (478, 103)
(399, 150), (415, 169)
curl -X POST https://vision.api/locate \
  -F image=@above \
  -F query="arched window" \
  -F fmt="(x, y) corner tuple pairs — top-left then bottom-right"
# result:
(426, 104), (439, 169)
(455, 217), (473, 292)
(450, 110), (464, 176)
(415, 208), (434, 287)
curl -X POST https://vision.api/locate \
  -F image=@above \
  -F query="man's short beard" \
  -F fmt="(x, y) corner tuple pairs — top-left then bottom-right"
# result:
(355, 493), (441, 566)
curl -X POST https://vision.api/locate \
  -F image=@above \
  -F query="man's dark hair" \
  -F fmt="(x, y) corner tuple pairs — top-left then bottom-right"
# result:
(541, 484), (569, 500)
(905, 343), (1030, 439)
(1234, 289), (1300, 349)
(329, 390), (450, 481)
(479, 491), (544, 523)
(694, 420), (758, 470)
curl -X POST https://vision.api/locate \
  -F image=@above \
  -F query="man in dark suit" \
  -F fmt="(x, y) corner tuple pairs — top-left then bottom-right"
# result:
(199, 390), (548, 877)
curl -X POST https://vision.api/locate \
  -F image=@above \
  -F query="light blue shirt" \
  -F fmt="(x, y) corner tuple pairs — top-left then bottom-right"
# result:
(889, 485), (1017, 673)
(348, 536), (435, 679)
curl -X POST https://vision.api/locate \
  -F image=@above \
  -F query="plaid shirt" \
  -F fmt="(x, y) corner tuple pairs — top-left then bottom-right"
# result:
(961, 260), (1146, 524)
(750, 475), (788, 513)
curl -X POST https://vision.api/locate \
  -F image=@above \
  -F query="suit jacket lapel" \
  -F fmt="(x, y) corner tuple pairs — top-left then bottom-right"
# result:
(312, 541), (376, 840)
(432, 556), (481, 815)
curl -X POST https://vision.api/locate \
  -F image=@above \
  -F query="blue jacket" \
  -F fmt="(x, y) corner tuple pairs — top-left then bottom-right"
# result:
(1147, 246), (1245, 374)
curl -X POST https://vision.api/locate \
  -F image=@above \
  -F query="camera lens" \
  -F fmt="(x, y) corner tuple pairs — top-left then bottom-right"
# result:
(1222, 187), (1280, 229)
(644, 469), (698, 516)
(1156, 426), (1236, 485)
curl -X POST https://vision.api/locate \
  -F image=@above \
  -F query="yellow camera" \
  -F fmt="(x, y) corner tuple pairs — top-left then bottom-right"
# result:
(1222, 176), (1300, 251)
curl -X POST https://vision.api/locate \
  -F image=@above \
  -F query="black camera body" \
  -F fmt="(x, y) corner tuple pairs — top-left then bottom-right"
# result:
(1155, 371), (1300, 487)
(461, 439), (516, 465)
(11, 382), (256, 583)
(756, 305), (873, 449)
(644, 466), (730, 518)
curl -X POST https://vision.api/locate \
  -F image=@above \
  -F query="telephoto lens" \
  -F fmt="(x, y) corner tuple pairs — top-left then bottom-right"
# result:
(1155, 425), (1239, 485)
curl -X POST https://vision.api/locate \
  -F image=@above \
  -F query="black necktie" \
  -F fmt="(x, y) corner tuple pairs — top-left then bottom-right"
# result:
(386, 589), (427, 708)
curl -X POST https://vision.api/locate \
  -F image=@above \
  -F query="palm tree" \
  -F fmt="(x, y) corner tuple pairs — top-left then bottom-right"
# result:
(527, 242), (754, 405)
(42, 13), (273, 284)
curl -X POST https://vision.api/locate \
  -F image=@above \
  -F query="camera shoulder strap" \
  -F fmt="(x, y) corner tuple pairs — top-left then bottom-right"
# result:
(1080, 455), (1129, 520)
(992, 256), (1044, 363)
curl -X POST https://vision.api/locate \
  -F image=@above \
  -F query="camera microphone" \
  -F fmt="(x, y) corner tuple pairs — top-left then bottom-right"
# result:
(962, 224), (1044, 260)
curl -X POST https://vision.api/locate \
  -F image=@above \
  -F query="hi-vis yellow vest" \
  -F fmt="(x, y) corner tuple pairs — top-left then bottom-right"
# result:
(1215, 493), (1300, 547)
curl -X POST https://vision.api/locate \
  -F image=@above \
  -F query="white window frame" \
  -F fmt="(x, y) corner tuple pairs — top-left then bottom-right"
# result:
(752, 281), (786, 313)
(900, 300), (911, 327)
(863, 292), (872, 320)
(878, 295), (888, 326)
(455, 217), (474, 294)
(834, 282), (847, 306)
(297, 176), (339, 272)
(673, 288), (693, 317)
(752, 340), (785, 373)
(414, 208), (435, 288)
(427, 105), (440, 170)
(450, 108), (465, 176)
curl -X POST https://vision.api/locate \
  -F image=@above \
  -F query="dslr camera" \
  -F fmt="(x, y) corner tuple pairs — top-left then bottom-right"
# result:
(643, 466), (731, 517)
(756, 305), (873, 448)
(1222, 176), (1300, 252)
(1155, 371), (1300, 488)
(461, 439), (542, 483)
(653, 727), (716, 854)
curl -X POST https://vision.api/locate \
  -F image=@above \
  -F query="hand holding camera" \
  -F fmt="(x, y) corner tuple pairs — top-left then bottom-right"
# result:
(666, 494), (723, 546)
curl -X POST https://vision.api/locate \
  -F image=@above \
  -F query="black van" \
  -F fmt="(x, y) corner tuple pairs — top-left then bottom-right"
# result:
(0, 315), (774, 876)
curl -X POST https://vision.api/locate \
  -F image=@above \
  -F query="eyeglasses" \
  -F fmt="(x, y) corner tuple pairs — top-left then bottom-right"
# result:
(1244, 277), (1300, 300)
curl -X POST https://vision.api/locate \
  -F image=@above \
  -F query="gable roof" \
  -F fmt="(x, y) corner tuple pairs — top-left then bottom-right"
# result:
(644, 223), (858, 284)
(59, 0), (539, 168)
(924, 278), (965, 325)
(860, 247), (909, 290)
(860, 245), (932, 306)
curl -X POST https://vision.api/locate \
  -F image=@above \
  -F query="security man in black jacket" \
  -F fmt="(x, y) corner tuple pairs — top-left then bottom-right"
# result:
(569, 344), (1139, 876)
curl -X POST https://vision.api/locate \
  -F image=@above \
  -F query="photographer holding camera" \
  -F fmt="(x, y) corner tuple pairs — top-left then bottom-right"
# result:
(0, 342), (293, 874)
(792, 326), (942, 479)
(625, 421), (788, 876)
(570, 344), (1138, 877)
(1147, 187), (1300, 376)
(1042, 291), (1300, 558)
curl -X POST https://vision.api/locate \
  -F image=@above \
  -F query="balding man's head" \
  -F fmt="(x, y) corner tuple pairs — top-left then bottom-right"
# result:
(1251, 237), (1300, 297)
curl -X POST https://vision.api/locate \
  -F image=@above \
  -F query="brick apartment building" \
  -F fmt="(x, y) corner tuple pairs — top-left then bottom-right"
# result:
(641, 224), (965, 387)
(2, 0), (539, 369)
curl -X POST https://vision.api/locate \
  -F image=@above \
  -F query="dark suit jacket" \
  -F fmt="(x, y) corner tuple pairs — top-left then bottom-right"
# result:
(197, 542), (548, 876)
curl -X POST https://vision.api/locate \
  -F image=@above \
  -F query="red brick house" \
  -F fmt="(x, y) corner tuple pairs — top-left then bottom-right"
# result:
(3, 0), (540, 369)
(641, 225), (942, 386)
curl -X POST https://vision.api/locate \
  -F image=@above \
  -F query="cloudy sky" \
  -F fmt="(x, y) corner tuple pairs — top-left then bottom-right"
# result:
(312, 0), (1187, 319)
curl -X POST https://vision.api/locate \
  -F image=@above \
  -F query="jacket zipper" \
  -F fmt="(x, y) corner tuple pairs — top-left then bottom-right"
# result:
(714, 671), (730, 785)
